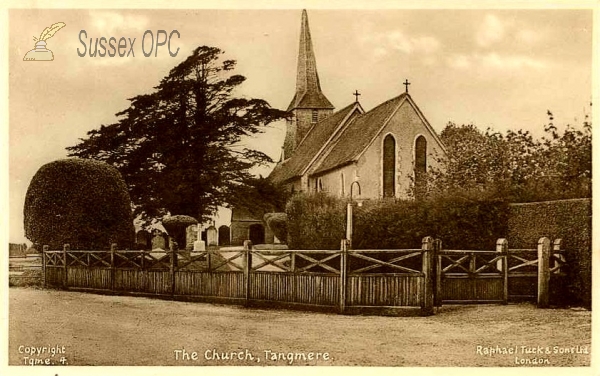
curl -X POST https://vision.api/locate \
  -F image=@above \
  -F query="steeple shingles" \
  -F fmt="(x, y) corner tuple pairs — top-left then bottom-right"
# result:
(287, 10), (334, 111)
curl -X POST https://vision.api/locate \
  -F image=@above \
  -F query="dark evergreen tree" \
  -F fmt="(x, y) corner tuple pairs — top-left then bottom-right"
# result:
(67, 46), (288, 224)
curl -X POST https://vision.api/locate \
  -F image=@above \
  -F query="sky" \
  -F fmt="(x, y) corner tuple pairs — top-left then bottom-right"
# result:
(5, 5), (595, 244)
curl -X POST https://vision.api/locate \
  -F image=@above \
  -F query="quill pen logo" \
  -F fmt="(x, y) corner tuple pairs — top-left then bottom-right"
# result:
(23, 22), (66, 61)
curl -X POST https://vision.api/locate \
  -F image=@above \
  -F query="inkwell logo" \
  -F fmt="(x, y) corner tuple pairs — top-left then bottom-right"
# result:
(23, 22), (66, 61)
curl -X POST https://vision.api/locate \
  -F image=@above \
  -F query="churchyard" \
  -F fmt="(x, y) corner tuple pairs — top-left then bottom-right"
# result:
(8, 287), (591, 366)
(10, 8), (591, 370)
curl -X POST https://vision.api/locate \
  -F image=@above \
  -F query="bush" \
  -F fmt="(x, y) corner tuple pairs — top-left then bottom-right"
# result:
(286, 193), (346, 249)
(24, 158), (135, 250)
(286, 191), (509, 251)
(508, 199), (591, 308)
(161, 215), (198, 249)
(264, 213), (288, 243)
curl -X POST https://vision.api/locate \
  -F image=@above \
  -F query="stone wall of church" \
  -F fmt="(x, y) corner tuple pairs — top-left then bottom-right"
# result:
(283, 108), (333, 160)
(355, 100), (445, 199)
(309, 163), (357, 197)
(230, 221), (275, 246)
(294, 108), (334, 147)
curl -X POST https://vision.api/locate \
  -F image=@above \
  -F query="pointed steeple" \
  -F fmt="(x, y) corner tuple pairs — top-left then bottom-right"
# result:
(287, 10), (334, 111)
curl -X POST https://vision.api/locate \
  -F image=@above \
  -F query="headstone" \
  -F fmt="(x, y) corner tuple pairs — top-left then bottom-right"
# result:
(218, 225), (231, 246)
(186, 225), (199, 251)
(151, 231), (167, 250)
(193, 240), (206, 252)
(207, 226), (218, 246)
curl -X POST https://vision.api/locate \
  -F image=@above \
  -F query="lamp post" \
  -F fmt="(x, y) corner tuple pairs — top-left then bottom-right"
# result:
(346, 181), (364, 249)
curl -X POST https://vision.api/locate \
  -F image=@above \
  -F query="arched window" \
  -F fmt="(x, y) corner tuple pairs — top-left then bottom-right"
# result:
(383, 134), (396, 197)
(315, 177), (324, 192)
(312, 110), (318, 123)
(414, 135), (427, 197)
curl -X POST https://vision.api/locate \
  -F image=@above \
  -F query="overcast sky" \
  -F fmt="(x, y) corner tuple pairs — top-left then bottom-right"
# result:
(6, 6), (594, 243)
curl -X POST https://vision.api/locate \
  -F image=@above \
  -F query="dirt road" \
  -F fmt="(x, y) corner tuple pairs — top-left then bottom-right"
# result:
(8, 287), (590, 367)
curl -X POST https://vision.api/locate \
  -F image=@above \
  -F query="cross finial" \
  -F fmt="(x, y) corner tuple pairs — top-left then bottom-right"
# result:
(353, 90), (361, 102)
(403, 79), (411, 93)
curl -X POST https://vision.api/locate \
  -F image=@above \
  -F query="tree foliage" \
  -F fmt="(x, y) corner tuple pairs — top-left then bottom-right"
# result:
(419, 109), (591, 202)
(67, 46), (288, 224)
(24, 158), (134, 250)
(264, 212), (288, 243)
(228, 175), (290, 220)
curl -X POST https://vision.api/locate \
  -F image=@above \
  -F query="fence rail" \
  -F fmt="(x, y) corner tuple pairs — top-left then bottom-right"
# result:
(435, 237), (566, 307)
(42, 238), (437, 315)
(40, 236), (566, 314)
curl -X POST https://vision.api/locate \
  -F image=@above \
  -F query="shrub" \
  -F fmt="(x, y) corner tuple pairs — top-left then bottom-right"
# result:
(508, 199), (591, 308)
(421, 190), (509, 250)
(24, 158), (135, 250)
(286, 191), (509, 251)
(264, 212), (288, 243)
(161, 215), (198, 249)
(286, 192), (345, 249)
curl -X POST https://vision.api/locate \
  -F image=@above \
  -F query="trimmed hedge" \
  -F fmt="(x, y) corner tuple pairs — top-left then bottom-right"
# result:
(286, 192), (509, 251)
(264, 213), (288, 243)
(286, 193), (346, 250)
(24, 158), (135, 250)
(508, 199), (591, 308)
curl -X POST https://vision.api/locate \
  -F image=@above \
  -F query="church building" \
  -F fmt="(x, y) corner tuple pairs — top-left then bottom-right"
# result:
(269, 9), (447, 200)
(231, 10), (447, 245)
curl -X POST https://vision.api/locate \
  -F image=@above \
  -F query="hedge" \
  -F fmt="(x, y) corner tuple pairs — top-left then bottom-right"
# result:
(286, 193), (346, 250)
(264, 213), (288, 243)
(24, 158), (135, 250)
(508, 199), (591, 308)
(286, 191), (509, 251)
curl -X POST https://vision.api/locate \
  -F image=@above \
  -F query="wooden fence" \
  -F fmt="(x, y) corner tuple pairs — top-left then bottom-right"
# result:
(42, 237), (436, 316)
(41, 236), (566, 315)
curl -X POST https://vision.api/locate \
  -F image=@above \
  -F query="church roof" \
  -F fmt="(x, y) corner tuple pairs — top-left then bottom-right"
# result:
(269, 102), (361, 184)
(311, 93), (409, 175)
(287, 90), (334, 111)
(287, 9), (334, 111)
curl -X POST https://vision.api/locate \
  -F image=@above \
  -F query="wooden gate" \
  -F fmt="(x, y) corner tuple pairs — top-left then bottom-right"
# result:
(436, 245), (507, 305)
(435, 238), (566, 306)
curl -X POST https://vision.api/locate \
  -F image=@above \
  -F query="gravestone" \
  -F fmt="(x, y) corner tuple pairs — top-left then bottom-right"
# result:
(186, 225), (198, 251)
(218, 225), (231, 246)
(151, 231), (167, 250)
(207, 225), (218, 246)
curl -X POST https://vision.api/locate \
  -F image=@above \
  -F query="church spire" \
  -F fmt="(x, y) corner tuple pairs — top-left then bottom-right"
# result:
(287, 9), (334, 111)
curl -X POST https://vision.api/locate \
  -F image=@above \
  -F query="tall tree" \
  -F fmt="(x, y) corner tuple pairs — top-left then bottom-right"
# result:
(67, 46), (288, 224)
(420, 109), (591, 202)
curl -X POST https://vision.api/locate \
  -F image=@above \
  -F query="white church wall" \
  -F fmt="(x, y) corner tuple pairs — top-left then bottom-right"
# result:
(310, 163), (357, 197)
(356, 99), (445, 199)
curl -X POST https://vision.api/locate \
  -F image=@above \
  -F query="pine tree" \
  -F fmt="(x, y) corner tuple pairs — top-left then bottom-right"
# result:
(67, 46), (288, 224)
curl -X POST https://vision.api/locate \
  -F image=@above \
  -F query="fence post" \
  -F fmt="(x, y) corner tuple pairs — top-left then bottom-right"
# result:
(207, 247), (212, 271)
(140, 248), (146, 292)
(290, 250), (296, 272)
(339, 239), (348, 314)
(243, 240), (253, 305)
(170, 241), (178, 297)
(421, 237), (434, 316)
(496, 238), (508, 304)
(434, 239), (442, 307)
(537, 237), (551, 308)
(63, 244), (69, 288)
(110, 243), (117, 292)
(553, 238), (563, 274)
(42, 245), (48, 289)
